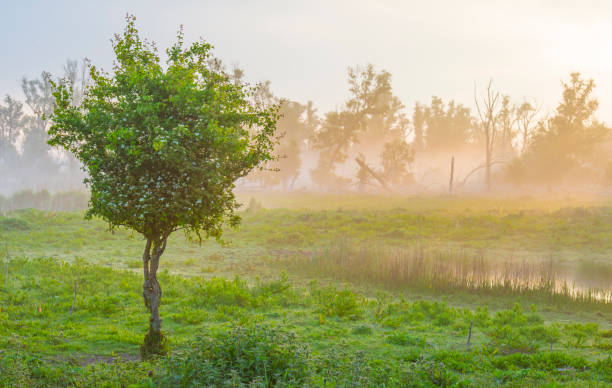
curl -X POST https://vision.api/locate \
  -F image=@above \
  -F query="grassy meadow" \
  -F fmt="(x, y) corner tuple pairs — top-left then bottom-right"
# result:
(0, 193), (611, 386)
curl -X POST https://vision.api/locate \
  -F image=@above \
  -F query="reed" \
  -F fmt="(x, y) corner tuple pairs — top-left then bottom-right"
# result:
(286, 241), (611, 306)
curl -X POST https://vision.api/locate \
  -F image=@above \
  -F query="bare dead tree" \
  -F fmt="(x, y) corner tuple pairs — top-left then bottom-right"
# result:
(474, 80), (501, 190)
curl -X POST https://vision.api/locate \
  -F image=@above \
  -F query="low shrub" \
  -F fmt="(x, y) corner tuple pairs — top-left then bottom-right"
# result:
(0, 353), (36, 388)
(193, 276), (253, 308)
(403, 359), (464, 387)
(385, 332), (426, 347)
(312, 349), (402, 387)
(487, 325), (539, 355)
(491, 351), (589, 372)
(155, 325), (310, 387)
(352, 325), (373, 335)
(311, 283), (361, 318)
(0, 217), (31, 231)
(252, 272), (291, 298)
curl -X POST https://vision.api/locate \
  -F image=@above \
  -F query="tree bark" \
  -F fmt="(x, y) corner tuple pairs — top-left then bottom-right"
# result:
(485, 150), (491, 191)
(448, 156), (454, 195)
(141, 236), (167, 358)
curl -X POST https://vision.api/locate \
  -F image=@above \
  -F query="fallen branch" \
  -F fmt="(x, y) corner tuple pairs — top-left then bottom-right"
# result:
(355, 157), (390, 192)
(456, 158), (511, 189)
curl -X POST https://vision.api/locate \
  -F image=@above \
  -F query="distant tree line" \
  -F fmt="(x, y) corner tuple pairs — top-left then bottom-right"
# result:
(0, 60), (87, 194)
(241, 66), (612, 192)
(0, 189), (89, 213)
(2, 58), (611, 194)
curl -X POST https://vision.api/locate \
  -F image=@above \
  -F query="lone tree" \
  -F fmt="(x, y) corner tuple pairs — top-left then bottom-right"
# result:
(47, 16), (278, 358)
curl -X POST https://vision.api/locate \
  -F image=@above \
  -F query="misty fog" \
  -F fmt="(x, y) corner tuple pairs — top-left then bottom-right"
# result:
(2, 61), (611, 201)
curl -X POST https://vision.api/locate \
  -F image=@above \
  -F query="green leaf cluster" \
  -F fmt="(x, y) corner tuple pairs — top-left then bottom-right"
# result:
(48, 15), (279, 241)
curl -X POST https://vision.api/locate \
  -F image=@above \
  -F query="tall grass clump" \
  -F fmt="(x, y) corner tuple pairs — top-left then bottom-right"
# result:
(155, 325), (310, 387)
(287, 241), (611, 307)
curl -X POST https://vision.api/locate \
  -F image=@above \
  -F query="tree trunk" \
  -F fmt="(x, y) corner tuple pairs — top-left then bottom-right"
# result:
(485, 150), (491, 191)
(140, 237), (168, 359)
(448, 156), (454, 195)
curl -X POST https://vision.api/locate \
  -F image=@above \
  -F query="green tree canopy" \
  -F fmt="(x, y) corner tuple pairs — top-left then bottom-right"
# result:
(511, 73), (610, 185)
(312, 64), (408, 189)
(422, 96), (473, 153)
(47, 15), (278, 357)
(250, 98), (318, 189)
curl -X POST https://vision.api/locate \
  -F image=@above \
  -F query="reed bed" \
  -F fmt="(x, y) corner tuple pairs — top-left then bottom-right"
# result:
(286, 241), (611, 306)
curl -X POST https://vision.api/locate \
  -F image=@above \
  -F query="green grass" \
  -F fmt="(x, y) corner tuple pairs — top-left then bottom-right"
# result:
(0, 258), (610, 387)
(0, 194), (611, 386)
(1, 207), (610, 268)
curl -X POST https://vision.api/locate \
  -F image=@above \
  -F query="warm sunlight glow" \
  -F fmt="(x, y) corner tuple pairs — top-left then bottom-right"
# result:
(0, 2), (610, 386)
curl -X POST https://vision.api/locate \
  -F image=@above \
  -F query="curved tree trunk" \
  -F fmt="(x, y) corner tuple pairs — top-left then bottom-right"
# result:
(141, 237), (168, 358)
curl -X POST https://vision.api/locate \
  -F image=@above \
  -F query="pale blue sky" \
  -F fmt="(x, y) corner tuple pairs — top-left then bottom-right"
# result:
(2, 0), (611, 120)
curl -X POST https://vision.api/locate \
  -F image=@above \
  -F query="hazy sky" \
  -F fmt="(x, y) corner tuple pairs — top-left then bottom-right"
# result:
(2, 0), (612, 121)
